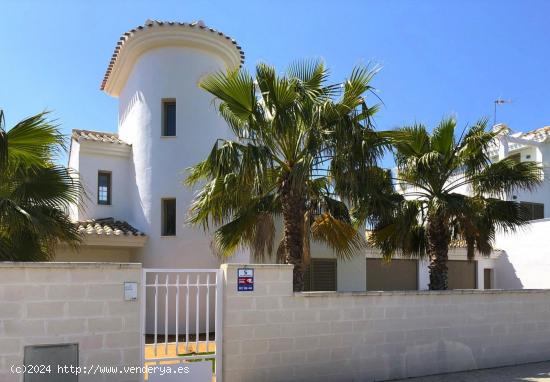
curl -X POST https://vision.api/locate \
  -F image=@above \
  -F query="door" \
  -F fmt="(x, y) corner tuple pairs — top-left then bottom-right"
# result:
(142, 269), (222, 382)
(484, 268), (493, 289)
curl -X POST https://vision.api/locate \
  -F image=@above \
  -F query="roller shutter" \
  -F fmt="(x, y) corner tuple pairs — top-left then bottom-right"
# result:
(366, 258), (418, 291)
(303, 259), (337, 291)
(447, 260), (477, 289)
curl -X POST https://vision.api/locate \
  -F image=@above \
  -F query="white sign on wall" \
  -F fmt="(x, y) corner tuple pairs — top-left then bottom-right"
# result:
(123, 282), (138, 301)
(238, 268), (254, 291)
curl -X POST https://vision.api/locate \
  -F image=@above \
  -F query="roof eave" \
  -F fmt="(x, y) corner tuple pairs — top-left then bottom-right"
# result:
(102, 22), (244, 97)
(78, 140), (131, 158)
(81, 234), (148, 248)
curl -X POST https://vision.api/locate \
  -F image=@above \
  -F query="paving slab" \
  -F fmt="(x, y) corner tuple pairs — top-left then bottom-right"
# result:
(390, 361), (550, 381)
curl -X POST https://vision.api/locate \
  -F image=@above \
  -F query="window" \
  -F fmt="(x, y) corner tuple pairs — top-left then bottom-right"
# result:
(162, 99), (176, 136)
(161, 198), (176, 236)
(520, 202), (544, 220)
(97, 171), (111, 205)
(303, 259), (337, 291)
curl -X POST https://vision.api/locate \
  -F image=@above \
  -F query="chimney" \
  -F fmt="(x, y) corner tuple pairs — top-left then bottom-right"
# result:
(492, 123), (510, 135)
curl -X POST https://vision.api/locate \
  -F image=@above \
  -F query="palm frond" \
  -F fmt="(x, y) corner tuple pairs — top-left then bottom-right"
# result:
(0, 110), (82, 261)
(191, 60), (386, 289)
(310, 212), (366, 260)
(473, 159), (542, 196)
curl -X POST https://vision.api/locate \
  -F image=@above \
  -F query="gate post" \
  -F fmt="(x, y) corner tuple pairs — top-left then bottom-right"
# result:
(140, 268), (146, 381)
(215, 268), (224, 382)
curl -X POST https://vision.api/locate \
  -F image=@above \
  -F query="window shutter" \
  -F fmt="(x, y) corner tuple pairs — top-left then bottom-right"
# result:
(302, 259), (337, 291)
(520, 202), (544, 220)
(310, 259), (337, 291)
(534, 203), (544, 219)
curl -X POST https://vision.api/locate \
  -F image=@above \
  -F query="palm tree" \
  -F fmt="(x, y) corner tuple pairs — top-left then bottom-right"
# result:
(0, 110), (82, 261)
(369, 117), (541, 290)
(186, 60), (390, 291)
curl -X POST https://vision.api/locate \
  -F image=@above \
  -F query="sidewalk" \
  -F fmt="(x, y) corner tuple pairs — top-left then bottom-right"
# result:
(391, 361), (550, 381)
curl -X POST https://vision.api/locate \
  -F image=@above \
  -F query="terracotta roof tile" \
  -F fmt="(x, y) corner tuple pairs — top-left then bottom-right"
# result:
(75, 218), (145, 237)
(518, 126), (550, 142)
(72, 129), (130, 146)
(101, 19), (245, 91)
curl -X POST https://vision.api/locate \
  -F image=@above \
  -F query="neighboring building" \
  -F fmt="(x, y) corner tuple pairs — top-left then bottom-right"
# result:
(491, 123), (550, 289)
(57, 19), (548, 293)
(490, 123), (550, 219)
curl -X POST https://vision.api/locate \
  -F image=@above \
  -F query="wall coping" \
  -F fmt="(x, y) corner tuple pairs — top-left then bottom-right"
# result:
(0, 262), (142, 269)
(221, 263), (294, 269)
(297, 289), (550, 297)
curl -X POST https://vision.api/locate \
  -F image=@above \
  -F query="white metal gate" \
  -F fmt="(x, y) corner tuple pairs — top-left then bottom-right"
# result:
(141, 269), (223, 381)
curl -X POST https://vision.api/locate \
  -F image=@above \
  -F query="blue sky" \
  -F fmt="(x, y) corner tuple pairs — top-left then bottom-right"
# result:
(1, 0), (549, 167)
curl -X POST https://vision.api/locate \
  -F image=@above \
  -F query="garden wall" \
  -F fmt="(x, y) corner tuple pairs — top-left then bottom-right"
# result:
(496, 219), (550, 289)
(0, 262), (141, 382)
(221, 263), (550, 382)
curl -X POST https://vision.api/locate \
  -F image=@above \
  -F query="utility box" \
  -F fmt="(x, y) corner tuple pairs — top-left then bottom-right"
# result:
(24, 344), (78, 382)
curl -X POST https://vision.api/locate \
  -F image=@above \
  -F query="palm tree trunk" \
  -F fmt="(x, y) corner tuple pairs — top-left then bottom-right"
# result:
(426, 214), (450, 290)
(281, 178), (305, 292)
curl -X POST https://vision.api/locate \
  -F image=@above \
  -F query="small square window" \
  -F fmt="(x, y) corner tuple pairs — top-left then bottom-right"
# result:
(303, 259), (337, 292)
(97, 171), (111, 205)
(161, 198), (176, 236)
(162, 100), (176, 136)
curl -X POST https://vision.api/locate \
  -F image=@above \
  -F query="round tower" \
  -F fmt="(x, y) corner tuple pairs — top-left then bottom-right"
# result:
(101, 20), (244, 268)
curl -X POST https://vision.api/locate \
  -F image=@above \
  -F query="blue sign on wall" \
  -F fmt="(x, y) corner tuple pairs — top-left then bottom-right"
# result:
(237, 268), (254, 292)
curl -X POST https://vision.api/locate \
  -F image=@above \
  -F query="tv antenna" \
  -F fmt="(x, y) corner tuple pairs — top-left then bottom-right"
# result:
(494, 98), (512, 126)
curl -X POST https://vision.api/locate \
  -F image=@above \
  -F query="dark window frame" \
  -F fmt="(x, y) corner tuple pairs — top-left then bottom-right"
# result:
(162, 99), (176, 137)
(97, 171), (112, 205)
(161, 198), (176, 236)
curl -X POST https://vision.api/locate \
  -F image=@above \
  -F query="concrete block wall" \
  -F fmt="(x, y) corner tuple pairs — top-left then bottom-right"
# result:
(221, 263), (550, 382)
(0, 262), (141, 382)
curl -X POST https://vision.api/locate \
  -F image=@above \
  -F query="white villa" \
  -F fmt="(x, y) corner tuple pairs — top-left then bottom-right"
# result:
(57, 19), (550, 293)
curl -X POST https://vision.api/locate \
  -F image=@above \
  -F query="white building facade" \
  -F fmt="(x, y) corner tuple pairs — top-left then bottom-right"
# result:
(491, 124), (550, 288)
(58, 20), (549, 292)
(60, 20), (247, 270)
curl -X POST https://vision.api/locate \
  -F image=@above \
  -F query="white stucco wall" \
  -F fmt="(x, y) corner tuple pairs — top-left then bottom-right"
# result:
(495, 219), (550, 289)
(418, 259), (430, 290)
(337, 255), (366, 292)
(68, 140), (81, 220)
(116, 46), (235, 269)
(68, 144), (132, 223)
